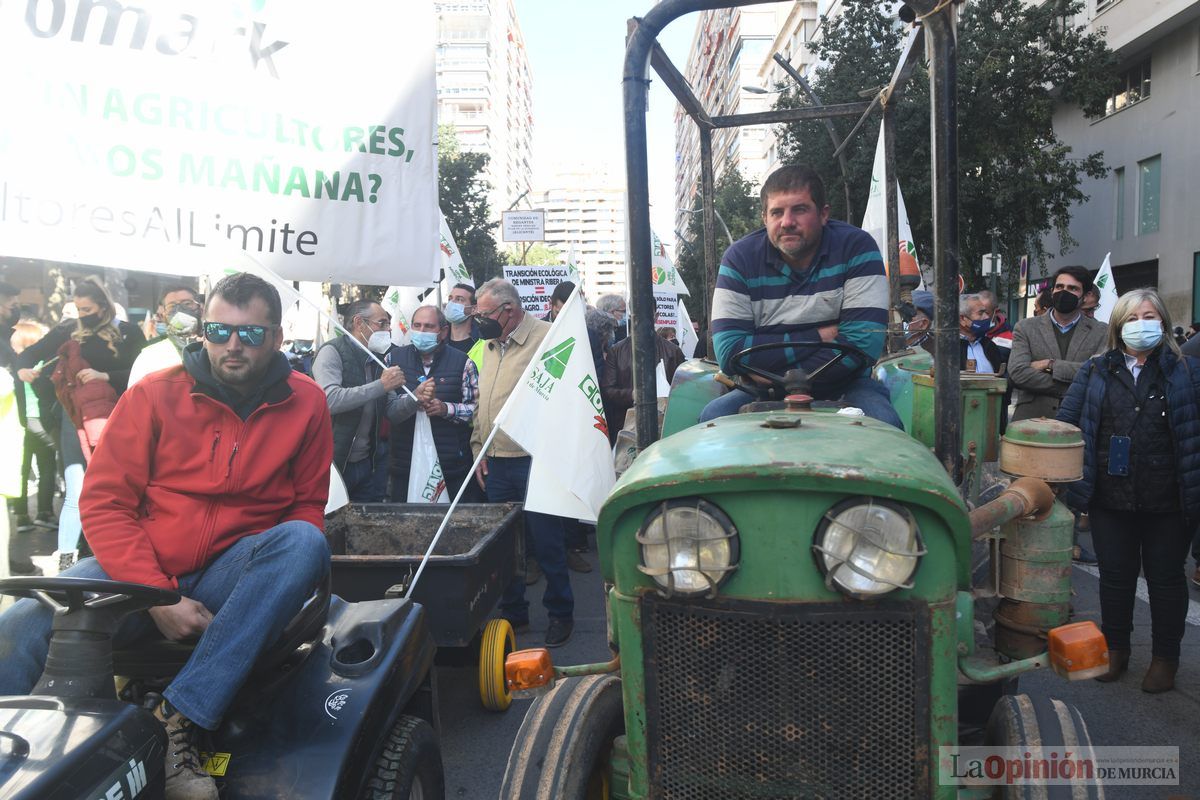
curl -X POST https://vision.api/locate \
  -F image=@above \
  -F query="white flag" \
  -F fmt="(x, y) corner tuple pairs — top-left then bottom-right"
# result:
(492, 288), (617, 522)
(440, 212), (476, 289)
(861, 121), (925, 290)
(676, 300), (698, 359)
(1093, 252), (1118, 325)
(651, 230), (690, 296)
(407, 412), (449, 503)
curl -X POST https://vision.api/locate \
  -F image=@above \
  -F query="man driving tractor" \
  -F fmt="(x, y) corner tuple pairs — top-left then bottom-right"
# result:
(0, 272), (333, 800)
(700, 164), (901, 427)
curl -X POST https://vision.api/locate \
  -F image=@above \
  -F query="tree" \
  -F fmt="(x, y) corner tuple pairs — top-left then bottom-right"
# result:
(675, 167), (762, 321)
(505, 243), (561, 266)
(774, 0), (1117, 294)
(438, 125), (505, 283)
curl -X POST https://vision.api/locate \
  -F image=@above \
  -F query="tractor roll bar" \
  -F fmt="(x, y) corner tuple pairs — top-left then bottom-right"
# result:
(623, 0), (962, 482)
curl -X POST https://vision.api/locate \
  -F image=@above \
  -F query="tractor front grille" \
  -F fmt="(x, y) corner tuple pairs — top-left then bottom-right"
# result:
(642, 596), (931, 800)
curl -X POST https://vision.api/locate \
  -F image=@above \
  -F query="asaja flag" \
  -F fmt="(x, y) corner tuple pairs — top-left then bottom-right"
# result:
(440, 212), (475, 289)
(1094, 252), (1118, 325)
(861, 121), (925, 290)
(492, 287), (616, 522)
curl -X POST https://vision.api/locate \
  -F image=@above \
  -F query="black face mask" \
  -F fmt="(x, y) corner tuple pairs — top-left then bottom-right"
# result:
(78, 313), (101, 328)
(477, 315), (503, 340)
(1051, 290), (1080, 314)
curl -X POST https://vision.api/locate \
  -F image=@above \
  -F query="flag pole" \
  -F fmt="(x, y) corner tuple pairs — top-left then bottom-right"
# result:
(405, 424), (500, 599)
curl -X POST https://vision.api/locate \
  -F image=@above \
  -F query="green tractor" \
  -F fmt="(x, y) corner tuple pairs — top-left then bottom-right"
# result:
(500, 2), (1108, 798)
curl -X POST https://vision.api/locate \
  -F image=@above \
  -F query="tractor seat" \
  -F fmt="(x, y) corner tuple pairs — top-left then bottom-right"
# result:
(113, 573), (332, 680)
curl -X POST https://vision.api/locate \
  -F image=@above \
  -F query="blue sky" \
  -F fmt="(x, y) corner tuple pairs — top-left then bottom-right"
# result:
(513, 0), (701, 238)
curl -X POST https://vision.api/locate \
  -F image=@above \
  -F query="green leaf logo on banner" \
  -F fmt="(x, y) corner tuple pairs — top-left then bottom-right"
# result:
(1097, 274), (1108, 289)
(540, 337), (575, 380)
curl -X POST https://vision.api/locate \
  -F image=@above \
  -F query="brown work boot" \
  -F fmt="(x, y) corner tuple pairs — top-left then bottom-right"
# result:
(154, 701), (218, 800)
(1094, 650), (1129, 682)
(1141, 657), (1179, 694)
(566, 550), (592, 573)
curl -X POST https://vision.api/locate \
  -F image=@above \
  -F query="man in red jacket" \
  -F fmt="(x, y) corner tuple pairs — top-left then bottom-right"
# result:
(0, 272), (333, 800)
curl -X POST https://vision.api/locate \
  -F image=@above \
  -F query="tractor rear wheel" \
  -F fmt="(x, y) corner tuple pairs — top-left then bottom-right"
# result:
(499, 674), (624, 799)
(985, 694), (1103, 800)
(363, 715), (444, 800)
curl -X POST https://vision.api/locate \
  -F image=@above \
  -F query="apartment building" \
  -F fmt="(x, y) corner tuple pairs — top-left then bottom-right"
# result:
(1040, 0), (1200, 322)
(673, 5), (793, 239)
(532, 170), (628, 297)
(435, 0), (534, 218)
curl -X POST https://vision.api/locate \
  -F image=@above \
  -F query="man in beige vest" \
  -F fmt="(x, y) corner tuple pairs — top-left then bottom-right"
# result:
(470, 278), (574, 648)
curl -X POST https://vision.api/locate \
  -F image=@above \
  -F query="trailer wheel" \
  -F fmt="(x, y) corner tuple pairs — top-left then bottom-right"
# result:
(984, 694), (1103, 800)
(362, 715), (444, 800)
(478, 618), (515, 711)
(500, 674), (624, 800)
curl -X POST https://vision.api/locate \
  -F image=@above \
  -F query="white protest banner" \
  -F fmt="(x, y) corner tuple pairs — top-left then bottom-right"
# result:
(0, 1), (439, 287)
(492, 287), (616, 522)
(1093, 252), (1118, 324)
(861, 122), (924, 290)
(503, 265), (580, 317)
(654, 290), (680, 329)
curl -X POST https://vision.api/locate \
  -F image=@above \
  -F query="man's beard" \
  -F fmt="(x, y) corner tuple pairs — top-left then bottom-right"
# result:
(210, 353), (269, 390)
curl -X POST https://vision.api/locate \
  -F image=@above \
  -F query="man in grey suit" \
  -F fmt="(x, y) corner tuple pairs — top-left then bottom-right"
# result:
(1009, 266), (1108, 423)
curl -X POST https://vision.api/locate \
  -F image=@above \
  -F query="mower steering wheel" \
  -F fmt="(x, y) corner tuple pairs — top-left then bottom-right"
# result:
(0, 576), (181, 617)
(731, 339), (873, 392)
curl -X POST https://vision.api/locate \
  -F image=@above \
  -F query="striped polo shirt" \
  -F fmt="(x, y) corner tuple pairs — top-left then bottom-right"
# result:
(711, 220), (888, 384)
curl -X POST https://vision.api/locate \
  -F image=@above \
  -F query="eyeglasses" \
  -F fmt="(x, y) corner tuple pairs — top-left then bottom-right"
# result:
(202, 322), (270, 347)
(358, 316), (390, 330)
(473, 303), (509, 322)
(166, 301), (201, 315)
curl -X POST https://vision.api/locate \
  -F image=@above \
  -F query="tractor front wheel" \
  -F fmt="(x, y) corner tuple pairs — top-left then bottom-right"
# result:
(985, 694), (1103, 800)
(499, 674), (624, 799)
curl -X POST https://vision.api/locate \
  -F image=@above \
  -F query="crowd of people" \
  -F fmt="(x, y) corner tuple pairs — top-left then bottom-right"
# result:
(0, 164), (1195, 800)
(0, 272), (689, 649)
(898, 275), (1200, 694)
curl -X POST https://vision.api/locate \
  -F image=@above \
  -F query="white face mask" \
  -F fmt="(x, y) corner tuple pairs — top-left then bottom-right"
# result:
(367, 329), (392, 354)
(167, 310), (199, 336)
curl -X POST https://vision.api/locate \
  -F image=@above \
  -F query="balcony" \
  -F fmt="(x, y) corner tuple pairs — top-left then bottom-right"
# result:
(1090, 0), (1200, 55)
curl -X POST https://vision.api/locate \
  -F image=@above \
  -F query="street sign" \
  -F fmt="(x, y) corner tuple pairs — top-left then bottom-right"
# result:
(982, 253), (1003, 276)
(501, 210), (546, 242)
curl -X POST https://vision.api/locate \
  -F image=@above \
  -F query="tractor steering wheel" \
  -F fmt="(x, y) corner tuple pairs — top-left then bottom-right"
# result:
(0, 576), (180, 617)
(731, 340), (873, 395)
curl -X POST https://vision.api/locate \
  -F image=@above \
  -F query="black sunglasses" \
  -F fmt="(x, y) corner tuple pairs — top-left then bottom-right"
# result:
(202, 322), (270, 347)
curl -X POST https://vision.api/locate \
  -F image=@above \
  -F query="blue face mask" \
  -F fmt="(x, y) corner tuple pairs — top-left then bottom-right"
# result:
(154, 321), (168, 336)
(410, 331), (440, 353)
(444, 302), (468, 325)
(1122, 319), (1163, 351)
(968, 318), (991, 339)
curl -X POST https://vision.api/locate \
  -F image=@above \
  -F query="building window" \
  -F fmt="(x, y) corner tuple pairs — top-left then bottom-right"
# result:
(1105, 58), (1151, 115)
(1113, 167), (1124, 240)
(1137, 155), (1161, 236)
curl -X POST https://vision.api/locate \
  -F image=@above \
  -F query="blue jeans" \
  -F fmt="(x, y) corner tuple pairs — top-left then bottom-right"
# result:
(343, 440), (389, 503)
(699, 375), (903, 429)
(486, 456), (573, 621)
(0, 520), (330, 729)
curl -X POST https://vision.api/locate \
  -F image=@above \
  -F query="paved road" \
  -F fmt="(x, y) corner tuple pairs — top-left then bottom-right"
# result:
(435, 536), (1200, 799)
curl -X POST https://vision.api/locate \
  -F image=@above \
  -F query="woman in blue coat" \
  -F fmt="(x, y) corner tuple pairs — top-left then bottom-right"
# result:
(1057, 287), (1200, 693)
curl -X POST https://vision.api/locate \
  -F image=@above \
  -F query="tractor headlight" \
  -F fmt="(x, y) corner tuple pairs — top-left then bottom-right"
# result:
(638, 499), (739, 596)
(813, 498), (925, 598)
